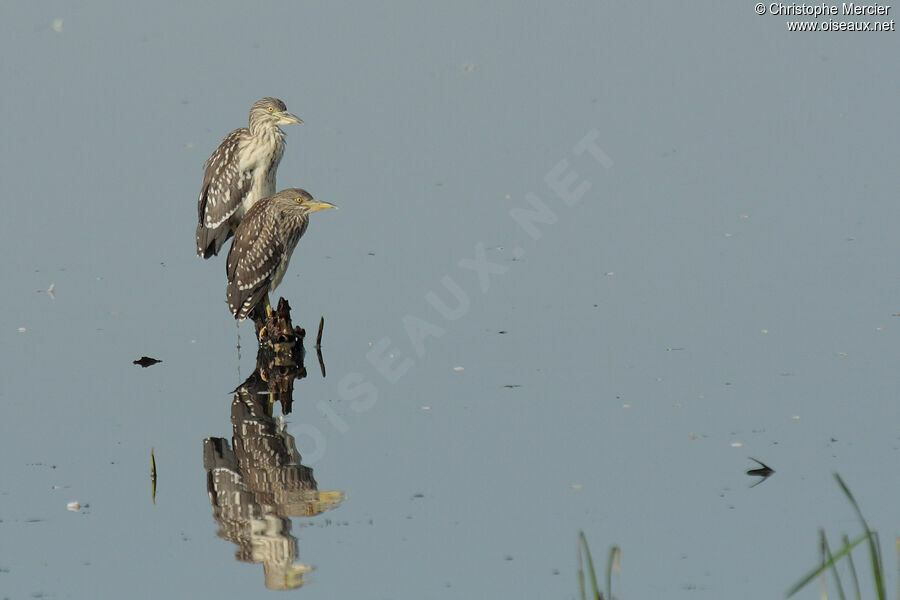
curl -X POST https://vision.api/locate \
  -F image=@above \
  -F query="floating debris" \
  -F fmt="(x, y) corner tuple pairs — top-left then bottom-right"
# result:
(51, 18), (63, 33)
(151, 448), (157, 504)
(37, 283), (55, 299)
(746, 457), (775, 487)
(453, 366), (464, 372)
(315, 316), (325, 348)
(66, 501), (80, 511)
(133, 356), (162, 368)
(316, 316), (326, 377)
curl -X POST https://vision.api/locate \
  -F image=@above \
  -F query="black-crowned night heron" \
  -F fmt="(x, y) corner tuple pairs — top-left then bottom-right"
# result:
(226, 188), (336, 321)
(196, 98), (302, 259)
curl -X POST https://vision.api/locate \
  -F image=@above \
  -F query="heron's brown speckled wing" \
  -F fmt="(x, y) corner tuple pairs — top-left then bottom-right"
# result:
(225, 199), (284, 319)
(196, 128), (253, 258)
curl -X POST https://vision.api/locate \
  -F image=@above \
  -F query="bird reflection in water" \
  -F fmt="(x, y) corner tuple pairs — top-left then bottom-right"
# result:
(203, 323), (342, 590)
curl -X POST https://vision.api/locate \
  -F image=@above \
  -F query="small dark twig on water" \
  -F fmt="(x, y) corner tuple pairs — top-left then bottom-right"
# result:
(316, 316), (326, 377)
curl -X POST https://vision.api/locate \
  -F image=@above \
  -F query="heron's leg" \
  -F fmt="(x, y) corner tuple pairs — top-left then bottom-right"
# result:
(257, 294), (274, 341)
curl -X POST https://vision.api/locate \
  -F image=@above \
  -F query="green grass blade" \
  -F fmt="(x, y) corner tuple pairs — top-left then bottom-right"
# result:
(821, 530), (847, 600)
(841, 534), (861, 600)
(577, 532), (586, 600)
(606, 546), (620, 600)
(578, 532), (601, 600)
(870, 530), (884, 600)
(834, 474), (884, 599)
(819, 528), (826, 600)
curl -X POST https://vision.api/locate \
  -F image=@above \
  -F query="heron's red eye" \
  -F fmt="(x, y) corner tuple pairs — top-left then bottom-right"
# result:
(295, 197), (303, 203)
(267, 106), (275, 113)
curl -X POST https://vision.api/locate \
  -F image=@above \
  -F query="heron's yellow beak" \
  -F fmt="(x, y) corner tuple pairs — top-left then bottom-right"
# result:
(277, 111), (303, 125)
(307, 201), (337, 213)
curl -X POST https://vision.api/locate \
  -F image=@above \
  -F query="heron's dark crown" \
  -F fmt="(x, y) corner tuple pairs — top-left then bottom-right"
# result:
(271, 188), (315, 205)
(251, 97), (287, 113)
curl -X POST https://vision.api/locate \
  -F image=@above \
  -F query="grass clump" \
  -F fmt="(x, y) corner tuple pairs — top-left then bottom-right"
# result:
(786, 473), (894, 599)
(577, 531), (620, 600)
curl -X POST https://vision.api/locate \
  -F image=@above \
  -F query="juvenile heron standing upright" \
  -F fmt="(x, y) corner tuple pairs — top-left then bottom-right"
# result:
(226, 188), (336, 321)
(196, 98), (303, 258)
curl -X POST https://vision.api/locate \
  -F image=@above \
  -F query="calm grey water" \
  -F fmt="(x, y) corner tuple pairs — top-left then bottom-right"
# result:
(2, 2), (899, 598)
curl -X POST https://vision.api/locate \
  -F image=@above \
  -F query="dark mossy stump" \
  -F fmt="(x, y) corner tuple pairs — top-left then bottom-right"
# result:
(251, 297), (306, 348)
(249, 297), (307, 414)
